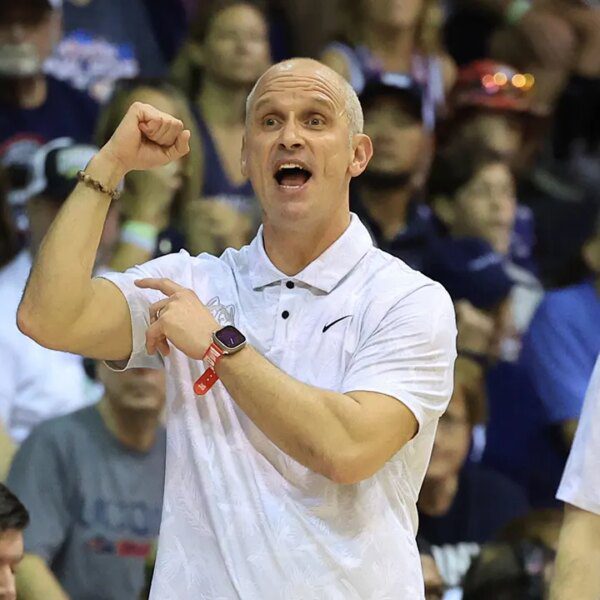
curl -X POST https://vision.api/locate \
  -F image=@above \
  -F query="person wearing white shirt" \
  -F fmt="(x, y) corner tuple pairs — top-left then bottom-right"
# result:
(17, 58), (457, 598)
(550, 354), (600, 600)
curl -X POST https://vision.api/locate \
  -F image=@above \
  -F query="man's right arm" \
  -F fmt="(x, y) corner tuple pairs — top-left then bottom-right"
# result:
(16, 102), (191, 360)
(550, 504), (600, 600)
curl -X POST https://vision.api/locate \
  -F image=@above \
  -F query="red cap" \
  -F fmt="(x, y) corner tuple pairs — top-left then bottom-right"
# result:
(450, 60), (536, 114)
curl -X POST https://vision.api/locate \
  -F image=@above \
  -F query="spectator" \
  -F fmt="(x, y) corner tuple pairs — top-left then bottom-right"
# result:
(0, 0), (99, 210)
(499, 508), (563, 553)
(7, 364), (166, 600)
(0, 483), (29, 600)
(418, 380), (529, 592)
(551, 354), (600, 600)
(174, 0), (270, 253)
(462, 540), (553, 600)
(322, 0), (456, 128)
(0, 139), (115, 443)
(445, 0), (600, 115)
(351, 73), (436, 270)
(513, 211), (600, 506)
(95, 79), (202, 262)
(45, 0), (171, 102)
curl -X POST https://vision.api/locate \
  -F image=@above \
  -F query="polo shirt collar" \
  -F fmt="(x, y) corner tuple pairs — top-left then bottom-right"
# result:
(249, 213), (373, 293)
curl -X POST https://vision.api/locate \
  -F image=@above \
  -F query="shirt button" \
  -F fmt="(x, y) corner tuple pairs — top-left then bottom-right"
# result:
(281, 311), (290, 319)
(286, 281), (294, 289)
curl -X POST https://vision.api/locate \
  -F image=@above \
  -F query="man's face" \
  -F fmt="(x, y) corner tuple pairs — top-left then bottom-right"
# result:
(456, 112), (524, 161)
(202, 4), (270, 87)
(363, 95), (425, 177)
(0, 529), (24, 600)
(426, 389), (471, 481)
(362, 0), (423, 29)
(0, 8), (61, 77)
(243, 61), (372, 230)
(98, 365), (166, 414)
(453, 162), (517, 255)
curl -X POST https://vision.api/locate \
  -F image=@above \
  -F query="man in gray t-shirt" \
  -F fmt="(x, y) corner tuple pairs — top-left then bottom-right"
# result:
(7, 364), (166, 600)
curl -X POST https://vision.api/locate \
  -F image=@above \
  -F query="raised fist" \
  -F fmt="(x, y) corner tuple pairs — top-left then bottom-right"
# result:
(101, 102), (191, 175)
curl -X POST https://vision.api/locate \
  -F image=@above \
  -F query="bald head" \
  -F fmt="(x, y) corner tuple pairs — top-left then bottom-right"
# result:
(245, 58), (364, 138)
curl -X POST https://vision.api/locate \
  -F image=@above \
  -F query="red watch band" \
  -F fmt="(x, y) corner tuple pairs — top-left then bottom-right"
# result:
(194, 342), (225, 395)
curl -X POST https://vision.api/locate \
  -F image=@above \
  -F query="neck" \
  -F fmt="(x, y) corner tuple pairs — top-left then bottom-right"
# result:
(362, 24), (416, 70)
(361, 184), (412, 241)
(418, 473), (460, 516)
(263, 206), (351, 275)
(0, 75), (47, 108)
(98, 397), (160, 453)
(198, 78), (248, 127)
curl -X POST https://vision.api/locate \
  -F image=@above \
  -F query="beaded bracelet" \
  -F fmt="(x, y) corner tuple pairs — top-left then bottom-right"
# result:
(76, 170), (121, 202)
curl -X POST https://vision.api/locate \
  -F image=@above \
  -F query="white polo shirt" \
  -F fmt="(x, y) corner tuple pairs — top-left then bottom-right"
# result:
(101, 214), (457, 599)
(557, 354), (600, 515)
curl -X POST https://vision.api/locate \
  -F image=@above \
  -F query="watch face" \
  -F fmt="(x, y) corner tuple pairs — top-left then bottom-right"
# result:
(215, 326), (246, 349)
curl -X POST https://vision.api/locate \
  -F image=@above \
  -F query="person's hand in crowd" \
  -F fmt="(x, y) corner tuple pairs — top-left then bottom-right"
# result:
(101, 102), (191, 177)
(456, 300), (497, 359)
(122, 163), (183, 230)
(136, 277), (220, 359)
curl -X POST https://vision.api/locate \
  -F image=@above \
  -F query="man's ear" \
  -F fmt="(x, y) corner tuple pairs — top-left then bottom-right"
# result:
(349, 134), (373, 178)
(582, 236), (600, 274)
(240, 136), (248, 177)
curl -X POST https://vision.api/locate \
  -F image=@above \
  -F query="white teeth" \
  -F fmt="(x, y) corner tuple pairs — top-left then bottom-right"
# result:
(278, 163), (304, 171)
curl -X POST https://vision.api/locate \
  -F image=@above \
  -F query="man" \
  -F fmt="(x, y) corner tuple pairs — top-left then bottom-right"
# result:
(351, 73), (435, 271)
(550, 354), (600, 599)
(17, 58), (457, 597)
(0, 0), (98, 209)
(7, 364), (166, 600)
(0, 138), (116, 443)
(0, 483), (29, 600)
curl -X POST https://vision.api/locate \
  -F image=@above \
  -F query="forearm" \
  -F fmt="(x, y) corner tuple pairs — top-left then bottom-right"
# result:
(18, 152), (125, 342)
(16, 554), (69, 600)
(550, 505), (600, 599)
(216, 346), (370, 482)
(0, 420), (16, 481)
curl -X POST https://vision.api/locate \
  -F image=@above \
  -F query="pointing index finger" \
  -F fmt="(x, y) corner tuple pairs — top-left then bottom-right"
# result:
(135, 278), (185, 296)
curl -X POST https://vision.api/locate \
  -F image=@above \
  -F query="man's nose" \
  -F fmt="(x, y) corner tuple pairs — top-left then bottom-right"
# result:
(278, 118), (304, 150)
(7, 23), (26, 43)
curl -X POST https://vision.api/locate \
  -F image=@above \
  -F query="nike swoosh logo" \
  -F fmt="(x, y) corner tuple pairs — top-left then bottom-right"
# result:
(322, 315), (352, 333)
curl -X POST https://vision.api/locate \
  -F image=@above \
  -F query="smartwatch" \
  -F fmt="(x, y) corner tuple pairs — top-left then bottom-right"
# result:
(193, 326), (247, 395)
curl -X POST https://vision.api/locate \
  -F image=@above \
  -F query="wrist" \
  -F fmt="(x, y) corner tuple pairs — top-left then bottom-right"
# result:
(119, 220), (159, 253)
(86, 151), (128, 190)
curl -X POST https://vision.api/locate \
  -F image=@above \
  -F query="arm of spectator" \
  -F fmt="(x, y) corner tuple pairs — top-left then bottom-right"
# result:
(17, 103), (190, 361)
(16, 554), (69, 600)
(521, 298), (592, 451)
(0, 419), (15, 482)
(550, 504), (600, 600)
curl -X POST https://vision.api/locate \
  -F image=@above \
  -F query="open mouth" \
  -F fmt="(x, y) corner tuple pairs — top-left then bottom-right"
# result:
(274, 163), (312, 189)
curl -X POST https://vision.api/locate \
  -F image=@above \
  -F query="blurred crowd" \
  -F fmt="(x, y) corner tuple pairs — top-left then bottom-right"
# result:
(0, 0), (598, 598)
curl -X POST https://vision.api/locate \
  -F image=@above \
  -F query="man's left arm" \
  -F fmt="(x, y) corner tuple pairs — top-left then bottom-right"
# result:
(139, 278), (456, 483)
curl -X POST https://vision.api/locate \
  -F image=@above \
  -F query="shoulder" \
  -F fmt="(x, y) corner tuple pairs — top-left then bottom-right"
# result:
(532, 281), (593, 323)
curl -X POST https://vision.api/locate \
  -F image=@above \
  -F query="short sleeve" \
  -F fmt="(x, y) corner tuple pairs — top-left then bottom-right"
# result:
(341, 283), (457, 430)
(6, 425), (72, 561)
(98, 250), (192, 371)
(557, 355), (600, 514)
(0, 337), (17, 428)
(522, 297), (592, 424)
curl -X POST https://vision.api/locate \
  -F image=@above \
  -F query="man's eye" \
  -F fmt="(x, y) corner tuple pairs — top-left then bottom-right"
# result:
(263, 117), (277, 127)
(308, 117), (324, 126)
